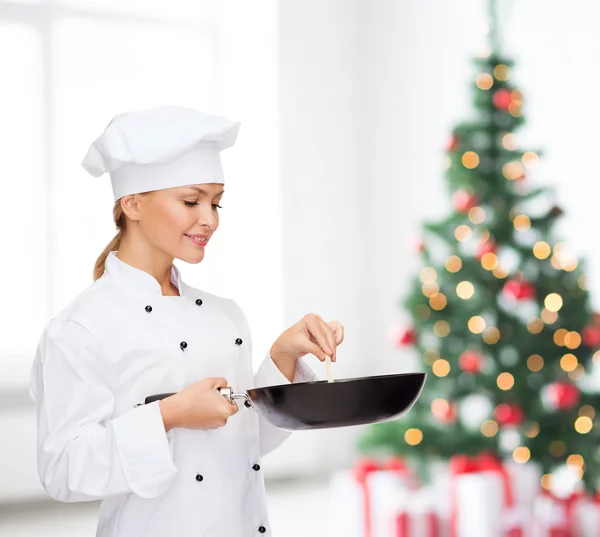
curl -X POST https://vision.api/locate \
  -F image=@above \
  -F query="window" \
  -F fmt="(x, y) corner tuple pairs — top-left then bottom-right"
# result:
(0, 0), (283, 369)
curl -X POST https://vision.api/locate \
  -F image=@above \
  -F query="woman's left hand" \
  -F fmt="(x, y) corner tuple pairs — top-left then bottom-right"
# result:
(270, 313), (344, 364)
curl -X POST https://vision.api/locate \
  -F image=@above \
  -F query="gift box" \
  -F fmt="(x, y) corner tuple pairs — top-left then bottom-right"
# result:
(329, 457), (417, 537)
(394, 486), (442, 537)
(449, 452), (530, 537)
(572, 493), (600, 537)
(529, 490), (598, 537)
(529, 490), (572, 537)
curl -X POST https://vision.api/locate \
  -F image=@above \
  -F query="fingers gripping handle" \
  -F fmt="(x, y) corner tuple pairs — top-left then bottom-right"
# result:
(142, 388), (256, 411)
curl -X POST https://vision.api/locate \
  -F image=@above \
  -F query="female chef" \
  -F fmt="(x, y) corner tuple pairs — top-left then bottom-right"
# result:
(28, 105), (344, 537)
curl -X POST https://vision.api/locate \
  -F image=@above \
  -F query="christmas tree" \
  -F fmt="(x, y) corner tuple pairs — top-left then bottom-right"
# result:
(358, 0), (600, 494)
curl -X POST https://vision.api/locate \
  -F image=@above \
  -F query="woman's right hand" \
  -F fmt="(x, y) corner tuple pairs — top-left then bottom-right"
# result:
(158, 377), (238, 432)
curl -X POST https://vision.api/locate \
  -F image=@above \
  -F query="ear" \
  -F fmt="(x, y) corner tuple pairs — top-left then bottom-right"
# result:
(120, 194), (144, 222)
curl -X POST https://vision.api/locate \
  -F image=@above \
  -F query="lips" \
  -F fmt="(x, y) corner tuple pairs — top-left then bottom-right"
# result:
(184, 234), (209, 246)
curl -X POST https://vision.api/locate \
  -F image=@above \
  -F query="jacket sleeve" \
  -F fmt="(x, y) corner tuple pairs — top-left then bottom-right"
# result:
(29, 319), (178, 502)
(227, 299), (319, 456)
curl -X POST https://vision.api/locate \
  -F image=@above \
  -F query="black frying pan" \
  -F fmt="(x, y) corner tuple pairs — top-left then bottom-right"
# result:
(144, 372), (426, 431)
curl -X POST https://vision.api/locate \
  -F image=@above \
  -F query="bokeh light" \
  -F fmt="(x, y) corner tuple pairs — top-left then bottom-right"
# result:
(420, 267), (437, 284)
(497, 372), (514, 390)
(527, 318), (543, 334)
(494, 64), (510, 81)
(468, 316), (486, 334)
(564, 332), (581, 349)
(476, 73), (494, 90)
(481, 253), (499, 270)
(503, 133), (518, 150)
(503, 161), (524, 180)
(405, 428), (423, 445)
(445, 255), (462, 273)
(481, 420), (499, 437)
(541, 309), (558, 324)
(462, 151), (480, 169)
(554, 328), (568, 346)
(522, 152), (540, 168)
(534, 241), (551, 259)
(430, 293), (447, 310)
(433, 320), (451, 337)
(468, 207), (486, 224)
(455, 225), (472, 242)
(513, 447), (531, 463)
(457, 281), (475, 299)
(527, 354), (544, 372)
(560, 353), (578, 372)
(525, 421), (540, 438)
(545, 293), (563, 312)
(513, 215), (531, 232)
(483, 327), (500, 344)
(575, 417), (593, 434)
(432, 359), (451, 377)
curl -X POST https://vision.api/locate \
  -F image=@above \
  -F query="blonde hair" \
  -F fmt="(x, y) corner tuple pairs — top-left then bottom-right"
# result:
(93, 199), (127, 281)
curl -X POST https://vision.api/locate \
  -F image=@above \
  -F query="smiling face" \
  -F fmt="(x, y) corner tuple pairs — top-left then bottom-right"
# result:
(126, 183), (225, 264)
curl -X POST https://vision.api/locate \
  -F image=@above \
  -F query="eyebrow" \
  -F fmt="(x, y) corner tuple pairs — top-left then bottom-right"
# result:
(184, 186), (225, 196)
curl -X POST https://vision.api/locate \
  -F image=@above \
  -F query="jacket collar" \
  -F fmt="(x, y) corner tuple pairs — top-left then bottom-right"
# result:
(104, 250), (185, 297)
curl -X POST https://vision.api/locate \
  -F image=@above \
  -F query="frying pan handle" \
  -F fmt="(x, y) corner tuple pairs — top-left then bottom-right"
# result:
(144, 393), (176, 405)
(142, 388), (256, 412)
(219, 387), (257, 412)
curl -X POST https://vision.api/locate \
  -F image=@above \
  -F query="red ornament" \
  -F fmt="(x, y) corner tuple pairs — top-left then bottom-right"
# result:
(494, 403), (524, 427)
(503, 280), (536, 301)
(395, 328), (416, 347)
(459, 350), (483, 374)
(546, 382), (580, 411)
(453, 191), (479, 213)
(583, 325), (600, 348)
(493, 89), (512, 110)
(431, 399), (457, 424)
(447, 135), (460, 152)
(476, 240), (497, 259)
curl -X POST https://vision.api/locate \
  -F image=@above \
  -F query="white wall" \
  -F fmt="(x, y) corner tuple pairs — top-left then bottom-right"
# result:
(263, 0), (366, 475)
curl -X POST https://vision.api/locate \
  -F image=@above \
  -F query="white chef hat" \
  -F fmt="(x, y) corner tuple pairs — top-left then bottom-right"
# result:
(81, 105), (241, 201)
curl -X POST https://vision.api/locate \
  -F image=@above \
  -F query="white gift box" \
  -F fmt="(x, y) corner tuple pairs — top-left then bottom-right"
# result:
(573, 496), (600, 537)
(530, 491), (599, 537)
(446, 455), (539, 537)
(504, 461), (542, 513)
(329, 463), (415, 537)
(530, 493), (570, 537)
(394, 487), (444, 537)
(454, 469), (506, 537)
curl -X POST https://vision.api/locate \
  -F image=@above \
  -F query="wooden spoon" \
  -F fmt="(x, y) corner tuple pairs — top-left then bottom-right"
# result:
(325, 354), (334, 383)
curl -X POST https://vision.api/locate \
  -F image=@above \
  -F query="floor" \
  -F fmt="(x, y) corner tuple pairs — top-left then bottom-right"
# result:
(0, 477), (332, 537)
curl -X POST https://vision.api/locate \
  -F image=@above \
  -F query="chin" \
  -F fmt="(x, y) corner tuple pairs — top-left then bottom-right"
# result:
(179, 250), (205, 264)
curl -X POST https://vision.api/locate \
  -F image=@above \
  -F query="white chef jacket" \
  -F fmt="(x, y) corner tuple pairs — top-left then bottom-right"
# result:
(29, 250), (318, 537)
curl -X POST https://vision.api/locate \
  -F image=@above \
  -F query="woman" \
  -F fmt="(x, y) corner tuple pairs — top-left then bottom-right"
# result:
(28, 105), (344, 537)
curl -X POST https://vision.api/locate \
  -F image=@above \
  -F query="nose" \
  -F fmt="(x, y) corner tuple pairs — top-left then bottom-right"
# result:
(195, 204), (218, 229)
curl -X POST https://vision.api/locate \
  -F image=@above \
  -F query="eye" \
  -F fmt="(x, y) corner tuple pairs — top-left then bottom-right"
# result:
(184, 201), (199, 207)
(212, 204), (223, 209)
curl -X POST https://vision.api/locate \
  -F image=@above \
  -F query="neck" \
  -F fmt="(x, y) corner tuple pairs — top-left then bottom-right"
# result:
(116, 234), (179, 296)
